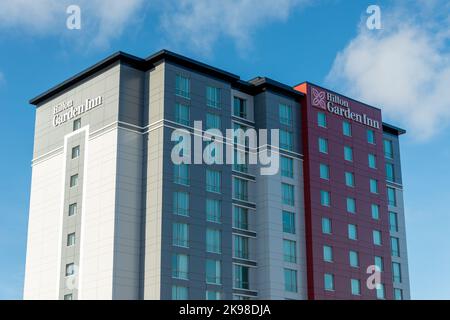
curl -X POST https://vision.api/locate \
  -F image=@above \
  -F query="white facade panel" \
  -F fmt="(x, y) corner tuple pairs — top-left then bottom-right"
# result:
(78, 128), (118, 299)
(24, 153), (64, 299)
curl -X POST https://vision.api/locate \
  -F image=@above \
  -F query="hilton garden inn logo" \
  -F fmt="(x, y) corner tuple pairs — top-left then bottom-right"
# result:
(171, 121), (280, 176)
(52, 96), (103, 127)
(312, 87), (380, 129)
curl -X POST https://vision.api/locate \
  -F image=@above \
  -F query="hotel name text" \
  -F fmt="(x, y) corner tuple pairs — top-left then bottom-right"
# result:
(52, 96), (103, 127)
(326, 93), (380, 130)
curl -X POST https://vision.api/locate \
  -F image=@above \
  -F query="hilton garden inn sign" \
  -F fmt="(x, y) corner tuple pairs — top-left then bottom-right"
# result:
(312, 87), (380, 130)
(52, 96), (103, 127)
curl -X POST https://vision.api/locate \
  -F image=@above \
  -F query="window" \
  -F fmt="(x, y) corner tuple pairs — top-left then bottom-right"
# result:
(394, 288), (403, 300)
(391, 237), (400, 257)
(345, 172), (355, 187)
(374, 256), (384, 272)
(376, 284), (385, 299)
(387, 187), (396, 206)
(383, 139), (393, 159)
(370, 179), (378, 194)
(279, 104), (293, 126)
(175, 103), (190, 125)
(389, 212), (399, 232)
(323, 245), (333, 262)
(280, 130), (293, 151)
(234, 265), (249, 289)
(392, 262), (402, 283)
(233, 149), (248, 173)
(172, 254), (189, 280)
(371, 204), (380, 220)
(64, 294), (73, 300)
(172, 286), (188, 300)
(282, 183), (295, 206)
(321, 190), (330, 207)
(206, 228), (221, 254)
(346, 197), (356, 214)
(65, 263), (75, 277)
(71, 146), (80, 159)
(206, 259), (221, 284)
(233, 206), (248, 230)
(373, 230), (382, 246)
(176, 75), (190, 99)
(319, 163), (329, 180)
(348, 224), (358, 240)
(69, 174), (78, 187)
(318, 138), (328, 154)
(173, 223), (189, 248)
(386, 163), (395, 182)
(206, 169), (221, 193)
(368, 154), (377, 169)
(206, 199), (221, 223)
(68, 203), (77, 216)
(322, 217), (332, 234)
(233, 97), (247, 118)
(67, 233), (75, 247)
(233, 122), (249, 146)
(351, 279), (361, 296)
(343, 121), (352, 136)
(173, 191), (189, 216)
(174, 164), (189, 185)
(206, 86), (221, 108)
(206, 291), (222, 300)
(349, 251), (359, 268)
(344, 146), (353, 162)
(283, 239), (296, 263)
(317, 112), (327, 128)
(367, 129), (375, 144)
(281, 156), (294, 178)
(206, 113), (221, 130)
(324, 273), (334, 291)
(234, 235), (249, 259)
(282, 211), (295, 234)
(284, 269), (298, 292)
(73, 118), (81, 131)
(234, 177), (248, 201)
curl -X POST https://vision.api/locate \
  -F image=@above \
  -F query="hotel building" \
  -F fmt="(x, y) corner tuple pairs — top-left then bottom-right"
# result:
(23, 50), (410, 300)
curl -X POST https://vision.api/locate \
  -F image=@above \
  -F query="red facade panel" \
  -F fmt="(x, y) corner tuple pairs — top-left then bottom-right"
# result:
(295, 82), (393, 300)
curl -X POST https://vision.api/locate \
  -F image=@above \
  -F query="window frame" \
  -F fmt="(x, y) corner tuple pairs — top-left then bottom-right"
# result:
(279, 103), (293, 127)
(342, 121), (352, 137)
(67, 232), (76, 247)
(284, 268), (298, 293)
(175, 102), (190, 126)
(317, 112), (327, 128)
(206, 86), (221, 109)
(69, 174), (79, 188)
(206, 169), (221, 194)
(175, 74), (190, 99)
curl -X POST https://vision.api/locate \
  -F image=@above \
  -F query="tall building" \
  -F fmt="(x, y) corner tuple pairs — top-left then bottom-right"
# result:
(24, 50), (410, 300)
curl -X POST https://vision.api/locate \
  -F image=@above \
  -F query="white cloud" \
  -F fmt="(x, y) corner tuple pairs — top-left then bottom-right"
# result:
(0, 0), (145, 49)
(0, 0), (61, 33)
(158, 0), (307, 54)
(326, 2), (450, 141)
(0, 0), (306, 52)
(0, 72), (4, 86)
(81, 0), (146, 49)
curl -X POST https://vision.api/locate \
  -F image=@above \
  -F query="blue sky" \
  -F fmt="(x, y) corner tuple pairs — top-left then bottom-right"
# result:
(0, 0), (449, 299)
